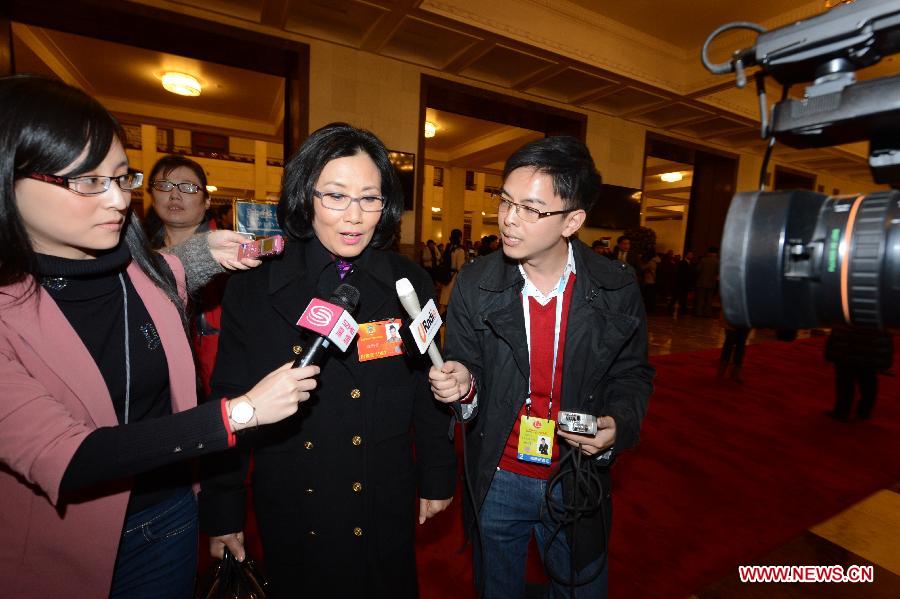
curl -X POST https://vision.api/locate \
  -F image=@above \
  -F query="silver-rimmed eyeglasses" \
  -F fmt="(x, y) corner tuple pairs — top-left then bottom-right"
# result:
(27, 170), (144, 196)
(314, 191), (385, 212)
(493, 192), (574, 223)
(151, 180), (201, 194)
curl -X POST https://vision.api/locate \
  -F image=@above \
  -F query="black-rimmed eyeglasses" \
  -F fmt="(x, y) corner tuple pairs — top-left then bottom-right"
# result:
(27, 171), (144, 196)
(314, 191), (385, 212)
(493, 193), (574, 223)
(151, 180), (202, 194)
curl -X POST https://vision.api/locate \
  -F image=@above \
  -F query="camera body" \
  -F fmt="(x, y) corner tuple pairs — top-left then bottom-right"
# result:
(704, 0), (900, 331)
(237, 235), (285, 260)
(557, 411), (598, 436)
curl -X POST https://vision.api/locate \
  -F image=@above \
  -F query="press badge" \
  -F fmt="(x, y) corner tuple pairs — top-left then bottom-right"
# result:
(357, 319), (404, 362)
(517, 416), (555, 465)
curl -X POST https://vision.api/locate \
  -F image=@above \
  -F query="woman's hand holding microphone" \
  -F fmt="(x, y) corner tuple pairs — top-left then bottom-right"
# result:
(225, 362), (320, 432)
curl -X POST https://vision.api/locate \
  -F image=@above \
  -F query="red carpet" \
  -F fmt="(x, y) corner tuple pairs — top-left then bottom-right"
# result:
(416, 336), (900, 598)
(205, 336), (900, 598)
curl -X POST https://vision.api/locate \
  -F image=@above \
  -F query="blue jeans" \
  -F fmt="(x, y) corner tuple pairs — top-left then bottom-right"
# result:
(109, 489), (198, 599)
(475, 468), (608, 599)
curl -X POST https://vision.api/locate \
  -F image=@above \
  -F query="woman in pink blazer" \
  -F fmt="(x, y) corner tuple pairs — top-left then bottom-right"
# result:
(0, 76), (320, 599)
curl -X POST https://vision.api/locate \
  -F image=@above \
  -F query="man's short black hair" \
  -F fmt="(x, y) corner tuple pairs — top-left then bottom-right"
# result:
(617, 235), (630, 244)
(502, 136), (602, 212)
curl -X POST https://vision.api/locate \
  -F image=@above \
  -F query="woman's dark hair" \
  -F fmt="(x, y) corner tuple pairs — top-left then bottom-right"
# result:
(502, 136), (602, 212)
(145, 155), (210, 247)
(0, 75), (186, 327)
(277, 122), (402, 248)
(449, 228), (463, 246)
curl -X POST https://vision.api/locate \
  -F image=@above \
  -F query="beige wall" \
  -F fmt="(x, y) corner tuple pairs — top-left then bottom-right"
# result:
(308, 40), (422, 245)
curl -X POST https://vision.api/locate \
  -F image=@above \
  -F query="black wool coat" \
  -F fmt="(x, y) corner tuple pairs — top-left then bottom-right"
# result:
(444, 239), (654, 570)
(199, 238), (457, 598)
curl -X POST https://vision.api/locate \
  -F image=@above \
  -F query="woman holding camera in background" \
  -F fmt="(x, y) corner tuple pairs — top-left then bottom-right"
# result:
(147, 155), (227, 394)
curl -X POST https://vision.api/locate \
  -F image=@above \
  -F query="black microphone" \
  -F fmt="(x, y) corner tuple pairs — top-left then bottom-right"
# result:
(293, 283), (360, 368)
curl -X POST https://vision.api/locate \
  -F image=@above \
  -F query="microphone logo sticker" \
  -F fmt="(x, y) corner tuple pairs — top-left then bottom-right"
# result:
(409, 298), (442, 355)
(308, 305), (335, 328)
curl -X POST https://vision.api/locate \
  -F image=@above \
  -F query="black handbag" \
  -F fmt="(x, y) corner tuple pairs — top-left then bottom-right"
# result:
(196, 547), (269, 599)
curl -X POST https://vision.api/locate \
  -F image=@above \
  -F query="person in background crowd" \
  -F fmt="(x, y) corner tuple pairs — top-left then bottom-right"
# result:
(591, 239), (610, 256)
(824, 327), (894, 422)
(421, 238), (439, 281)
(147, 155), (226, 395)
(669, 250), (695, 316)
(640, 249), (661, 314)
(656, 249), (676, 308)
(438, 228), (466, 311)
(608, 234), (642, 276)
(694, 246), (719, 317)
(0, 75), (318, 599)
(201, 122), (456, 599)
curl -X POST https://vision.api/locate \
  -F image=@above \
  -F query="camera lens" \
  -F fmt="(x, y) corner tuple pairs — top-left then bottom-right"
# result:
(720, 190), (900, 330)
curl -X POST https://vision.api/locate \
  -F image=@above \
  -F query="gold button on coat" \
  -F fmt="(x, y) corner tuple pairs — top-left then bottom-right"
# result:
(292, 345), (302, 355)
(350, 388), (361, 399)
(351, 435), (362, 446)
(353, 527), (363, 537)
(352, 482), (362, 493)
(304, 441), (314, 450)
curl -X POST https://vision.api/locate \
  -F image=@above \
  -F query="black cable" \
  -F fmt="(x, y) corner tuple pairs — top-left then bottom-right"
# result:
(540, 444), (609, 597)
(453, 403), (486, 599)
(701, 22), (766, 75)
(758, 84), (791, 191)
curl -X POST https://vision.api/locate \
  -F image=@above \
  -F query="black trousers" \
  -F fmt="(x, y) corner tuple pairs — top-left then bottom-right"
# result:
(833, 364), (878, 418)
(720, 328), (749, 366)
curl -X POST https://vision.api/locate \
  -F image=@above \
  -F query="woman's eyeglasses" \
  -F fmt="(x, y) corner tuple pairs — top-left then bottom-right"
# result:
(27, 171), (143, 196)
(314, 191), (385, 212)
(151, 180), (201, 194)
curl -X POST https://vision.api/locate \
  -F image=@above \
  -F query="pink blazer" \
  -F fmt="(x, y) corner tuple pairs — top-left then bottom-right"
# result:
(0, 255), (196, 598)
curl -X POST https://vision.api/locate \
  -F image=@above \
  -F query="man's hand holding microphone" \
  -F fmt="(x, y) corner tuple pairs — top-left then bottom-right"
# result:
(429, 361), (472, 404)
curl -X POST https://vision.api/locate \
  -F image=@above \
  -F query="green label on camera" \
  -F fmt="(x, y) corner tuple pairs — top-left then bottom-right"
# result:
(827, 228), (840, 273)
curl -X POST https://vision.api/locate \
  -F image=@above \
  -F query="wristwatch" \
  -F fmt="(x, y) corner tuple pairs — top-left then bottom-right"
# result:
(229, 398), (255, 426)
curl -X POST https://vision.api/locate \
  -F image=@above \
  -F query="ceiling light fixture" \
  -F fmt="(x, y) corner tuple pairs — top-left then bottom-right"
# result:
(659, 171), (683, 183)
(161, 72), (202, 97)
(424, 121), (437, 138)
(206, 185), (218, 193)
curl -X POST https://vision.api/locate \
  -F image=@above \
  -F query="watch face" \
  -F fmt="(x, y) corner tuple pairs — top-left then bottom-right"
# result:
(231, 401), (254, 424)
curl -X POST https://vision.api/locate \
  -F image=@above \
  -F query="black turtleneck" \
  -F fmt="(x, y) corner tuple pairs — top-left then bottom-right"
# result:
(43, 244), (228, 514)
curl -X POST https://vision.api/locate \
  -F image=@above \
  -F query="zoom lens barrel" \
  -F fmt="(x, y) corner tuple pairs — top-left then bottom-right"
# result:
(720, 190), (900, 330)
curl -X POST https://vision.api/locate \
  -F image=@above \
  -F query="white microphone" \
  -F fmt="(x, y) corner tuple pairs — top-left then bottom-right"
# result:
(395, 278), (444, 368)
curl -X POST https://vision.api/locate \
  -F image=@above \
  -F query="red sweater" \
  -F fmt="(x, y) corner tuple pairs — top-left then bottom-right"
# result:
(499, 274), (575, 479)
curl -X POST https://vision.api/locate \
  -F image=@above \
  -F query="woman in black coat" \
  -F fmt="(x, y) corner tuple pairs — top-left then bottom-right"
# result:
(824, 327), (894, 421)
(199, 123), (457, 598)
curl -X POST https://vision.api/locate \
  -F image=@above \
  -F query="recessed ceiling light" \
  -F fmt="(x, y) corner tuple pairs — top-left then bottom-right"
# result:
(161, 72), (201, 97)
(206, 185), (217, 193)
(659, 172), (683, 183)
(424, 121), (437, 138)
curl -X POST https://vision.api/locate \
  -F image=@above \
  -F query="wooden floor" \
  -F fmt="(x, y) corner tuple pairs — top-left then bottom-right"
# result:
(644, 309), (815, 357)
(644, 310), (899, 598)
(694, 484), (900, 597)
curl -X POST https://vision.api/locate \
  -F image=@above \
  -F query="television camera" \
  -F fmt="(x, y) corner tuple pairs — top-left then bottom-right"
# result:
(702, 0), (900, 330)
